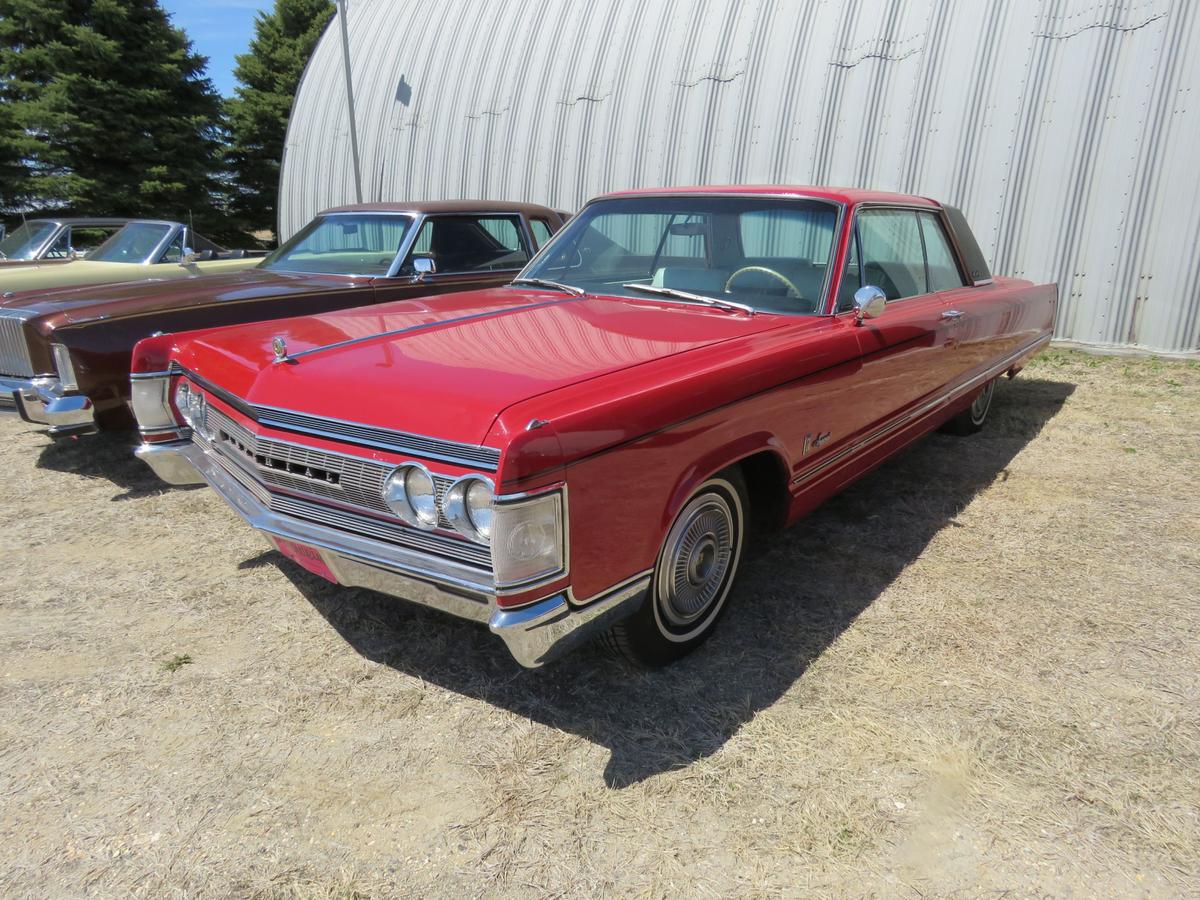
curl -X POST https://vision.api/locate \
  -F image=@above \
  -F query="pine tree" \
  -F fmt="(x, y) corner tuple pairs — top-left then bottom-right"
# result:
(0, 0), (226, 228)
(225, 0), (334, 237)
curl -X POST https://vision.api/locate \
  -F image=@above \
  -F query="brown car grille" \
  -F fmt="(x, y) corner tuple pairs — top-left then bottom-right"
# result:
(200, 403), (489, 571)
(0, 315), (35, 378)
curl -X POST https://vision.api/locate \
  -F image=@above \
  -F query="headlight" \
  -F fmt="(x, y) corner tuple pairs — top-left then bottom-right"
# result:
(172, 379), (212, 439)
(491, 489), (565, 589)
(444, 476), (494, 544)
(382, 463), (438, 530)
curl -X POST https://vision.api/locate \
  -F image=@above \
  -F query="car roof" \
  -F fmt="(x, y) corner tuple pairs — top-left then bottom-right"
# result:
(592, 185), (941, 207)
(317, 200), (558, 216)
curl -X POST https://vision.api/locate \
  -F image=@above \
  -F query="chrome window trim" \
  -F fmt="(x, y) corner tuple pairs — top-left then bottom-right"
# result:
(832, 202), (977, 312)
(514, 193), (847, 318)
(387, 211), (536, 280)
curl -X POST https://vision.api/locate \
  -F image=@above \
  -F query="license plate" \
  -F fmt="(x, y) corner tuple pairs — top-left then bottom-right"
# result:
(273, 537), (339, 584)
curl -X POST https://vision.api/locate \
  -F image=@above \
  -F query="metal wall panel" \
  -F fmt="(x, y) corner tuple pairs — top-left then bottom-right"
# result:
(280, 0), (1200, 354)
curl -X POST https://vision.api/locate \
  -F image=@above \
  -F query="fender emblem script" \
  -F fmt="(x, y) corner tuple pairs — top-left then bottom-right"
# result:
(803, 431), (831, 456)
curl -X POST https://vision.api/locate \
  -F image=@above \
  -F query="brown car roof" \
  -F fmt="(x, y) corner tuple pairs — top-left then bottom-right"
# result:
(318, 200), (559, 216)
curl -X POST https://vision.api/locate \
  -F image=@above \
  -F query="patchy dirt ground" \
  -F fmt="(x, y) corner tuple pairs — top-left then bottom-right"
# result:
(0, 350), (1197, 898)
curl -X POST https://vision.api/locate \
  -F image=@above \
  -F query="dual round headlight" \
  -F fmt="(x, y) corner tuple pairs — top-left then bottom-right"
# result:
(173, 379), (212, 439)
(382, 464), (493, 543)
(444, 476), (495, 544)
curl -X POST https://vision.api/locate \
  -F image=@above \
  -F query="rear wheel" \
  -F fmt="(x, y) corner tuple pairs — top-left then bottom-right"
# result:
(942, 377), (996, 435)
(605, 471), (747, 667)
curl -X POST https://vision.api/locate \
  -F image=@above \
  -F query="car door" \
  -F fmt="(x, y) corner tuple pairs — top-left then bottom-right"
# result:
(372, 213), (535, 304)
(839, 207), (961, 437)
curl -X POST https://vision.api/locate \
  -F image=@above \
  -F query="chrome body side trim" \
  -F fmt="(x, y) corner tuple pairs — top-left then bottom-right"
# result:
(132, 439), (644, 668)
(790, 334), (1050, 488)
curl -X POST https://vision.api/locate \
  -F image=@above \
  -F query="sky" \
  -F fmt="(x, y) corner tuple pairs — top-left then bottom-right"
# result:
(161, 0), (275, 96)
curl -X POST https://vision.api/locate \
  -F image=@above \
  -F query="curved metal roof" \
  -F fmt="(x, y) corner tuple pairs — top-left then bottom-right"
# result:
(282, 0), (1200, 354)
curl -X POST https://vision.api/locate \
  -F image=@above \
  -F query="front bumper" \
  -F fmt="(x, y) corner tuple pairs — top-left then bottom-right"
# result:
(135, 440), (647, 668)
(1, 374), (97, 436)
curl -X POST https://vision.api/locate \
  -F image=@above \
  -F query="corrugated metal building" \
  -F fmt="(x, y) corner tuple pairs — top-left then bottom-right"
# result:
(280, 0), (1200, 355)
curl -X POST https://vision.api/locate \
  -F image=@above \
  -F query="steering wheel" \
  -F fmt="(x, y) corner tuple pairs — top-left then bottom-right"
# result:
(725, 265), (801, 298)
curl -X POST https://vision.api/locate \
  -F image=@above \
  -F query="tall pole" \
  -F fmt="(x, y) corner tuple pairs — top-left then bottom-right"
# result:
(336, 0), (364, 203)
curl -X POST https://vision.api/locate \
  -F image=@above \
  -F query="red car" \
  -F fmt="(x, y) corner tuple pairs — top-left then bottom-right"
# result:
(131, 186), (1056, 668)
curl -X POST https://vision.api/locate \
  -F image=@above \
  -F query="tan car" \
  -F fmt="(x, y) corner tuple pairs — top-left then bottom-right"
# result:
(0, 218), (133, 268)
(0, 220), (263, 294)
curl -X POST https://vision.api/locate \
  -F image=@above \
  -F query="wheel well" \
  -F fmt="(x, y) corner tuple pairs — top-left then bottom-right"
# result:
(734, 451), (789, 535)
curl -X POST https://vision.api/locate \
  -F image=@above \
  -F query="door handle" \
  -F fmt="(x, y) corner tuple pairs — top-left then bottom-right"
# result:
(941, 309), (964, 321)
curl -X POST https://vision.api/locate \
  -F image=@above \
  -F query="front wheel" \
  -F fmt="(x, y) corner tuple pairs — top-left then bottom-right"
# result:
(605, 471), (748, 667)
(942, 377), (996, 435)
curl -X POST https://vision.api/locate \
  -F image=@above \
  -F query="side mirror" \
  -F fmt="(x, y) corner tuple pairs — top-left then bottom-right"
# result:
(411, 256), (437, 282)
(181, 247), (198, 264)
(853, 285), (887, 325)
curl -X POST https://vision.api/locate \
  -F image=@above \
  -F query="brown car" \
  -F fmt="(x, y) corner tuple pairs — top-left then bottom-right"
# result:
(0, 201), (568, 435)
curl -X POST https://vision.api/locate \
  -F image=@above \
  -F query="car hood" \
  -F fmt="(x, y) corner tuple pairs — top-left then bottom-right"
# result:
(174, 287), (789, 447)
(0, 268), (361, 323)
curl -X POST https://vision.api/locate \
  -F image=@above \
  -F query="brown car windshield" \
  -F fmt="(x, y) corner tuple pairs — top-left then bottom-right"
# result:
(262, 214), (414, 276)
(521, 196), (839, 315)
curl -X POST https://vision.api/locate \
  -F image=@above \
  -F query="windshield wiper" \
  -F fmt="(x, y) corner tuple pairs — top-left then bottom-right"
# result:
(622, 283), (756, 316)
(510, 277), (585, 297)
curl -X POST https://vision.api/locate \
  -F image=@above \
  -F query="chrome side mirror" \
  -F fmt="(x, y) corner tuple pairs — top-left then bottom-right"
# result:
(411, 256), (437, 282)
(182, 247), (198, 264)
(853, 285), (887, 325)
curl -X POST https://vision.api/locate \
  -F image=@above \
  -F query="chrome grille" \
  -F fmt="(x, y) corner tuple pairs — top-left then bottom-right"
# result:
(200, 401), (486, 568)
(0, 315), (34, 378)
(253, 407), (501, 470)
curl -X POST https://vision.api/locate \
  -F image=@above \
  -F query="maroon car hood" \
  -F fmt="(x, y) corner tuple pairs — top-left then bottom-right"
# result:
(0, 269), (370, 322)
(174, 288), (789, 446)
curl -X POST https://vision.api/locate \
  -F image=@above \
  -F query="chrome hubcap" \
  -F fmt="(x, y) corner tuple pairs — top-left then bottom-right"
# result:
(971, 380), (995, 424)
(659, 495), (735, 626)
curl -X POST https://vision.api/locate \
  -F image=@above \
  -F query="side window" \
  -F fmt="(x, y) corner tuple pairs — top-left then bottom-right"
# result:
(530, 218), (553, 248)
(45, 230), (72, 259)
(836, 229), (862, 311)
(857, 210), (927, 301)
(919, 213), (965, 291)
(159, 232), (184, 264)
(400, 214), (531, 275)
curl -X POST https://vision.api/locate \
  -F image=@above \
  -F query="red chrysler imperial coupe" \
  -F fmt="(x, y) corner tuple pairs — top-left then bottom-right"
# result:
(130, 186), (1056, 668)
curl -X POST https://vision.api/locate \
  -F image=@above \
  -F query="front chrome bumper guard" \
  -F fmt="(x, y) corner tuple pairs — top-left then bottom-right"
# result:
(0, 374), (97, 436)
(135, 440), (648, 668)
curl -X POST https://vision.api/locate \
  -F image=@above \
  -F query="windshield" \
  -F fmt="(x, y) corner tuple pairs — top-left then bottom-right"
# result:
(261, 214), (414, 275)
(89, 222), (173, 263)
(520, 196), (839, 315)
(0, 221), (57, 260)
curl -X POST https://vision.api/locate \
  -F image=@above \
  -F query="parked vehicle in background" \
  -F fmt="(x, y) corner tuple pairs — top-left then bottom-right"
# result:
(1, 201), (567, 435)
(0, 221), (263, 294)
(0, 218), (134, 267)
(131, 186), (1055, 668)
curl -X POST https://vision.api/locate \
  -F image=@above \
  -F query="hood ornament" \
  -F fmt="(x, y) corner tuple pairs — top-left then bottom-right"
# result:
(272, 336), (290, 364)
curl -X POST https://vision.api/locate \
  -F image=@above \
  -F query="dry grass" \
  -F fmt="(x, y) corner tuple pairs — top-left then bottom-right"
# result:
(0, 349), (1197, 898)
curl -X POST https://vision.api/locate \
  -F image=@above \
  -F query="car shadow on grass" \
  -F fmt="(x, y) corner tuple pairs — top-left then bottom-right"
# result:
(34, 429), (200, 500)
(271, 377), (1074, 787)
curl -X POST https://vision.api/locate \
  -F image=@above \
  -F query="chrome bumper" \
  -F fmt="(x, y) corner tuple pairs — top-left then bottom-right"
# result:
(135, 440), (647, 668)
(1, 374), (97, 436)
